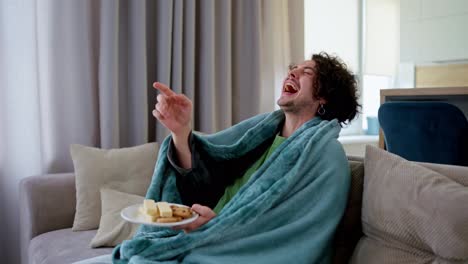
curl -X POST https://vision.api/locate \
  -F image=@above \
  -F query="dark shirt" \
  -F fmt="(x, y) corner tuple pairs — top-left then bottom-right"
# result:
(167, 132), (276, 208)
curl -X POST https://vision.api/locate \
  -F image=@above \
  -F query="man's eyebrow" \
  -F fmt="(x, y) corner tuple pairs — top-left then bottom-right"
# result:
(288, 63), (297, 70)
(304, 66), (314, 71)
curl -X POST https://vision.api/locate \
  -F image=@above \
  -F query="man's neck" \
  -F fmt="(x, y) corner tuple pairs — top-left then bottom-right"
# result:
(281, 112), (317, 138)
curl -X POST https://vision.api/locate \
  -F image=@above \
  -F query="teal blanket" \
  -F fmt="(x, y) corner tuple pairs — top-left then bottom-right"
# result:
(112, 110), (350, 264)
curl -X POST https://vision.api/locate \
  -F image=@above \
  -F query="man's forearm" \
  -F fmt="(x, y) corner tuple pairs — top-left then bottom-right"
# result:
(171, 129), (192, 169)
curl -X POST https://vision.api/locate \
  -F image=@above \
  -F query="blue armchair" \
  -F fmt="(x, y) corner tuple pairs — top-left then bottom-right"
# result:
(378, 101), (468, 166)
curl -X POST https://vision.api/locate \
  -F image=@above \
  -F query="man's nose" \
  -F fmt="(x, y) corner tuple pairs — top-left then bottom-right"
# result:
(289, 69), (299, 79)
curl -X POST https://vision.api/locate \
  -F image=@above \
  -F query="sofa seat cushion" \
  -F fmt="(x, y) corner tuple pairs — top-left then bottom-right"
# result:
(29, 228), (113, 264)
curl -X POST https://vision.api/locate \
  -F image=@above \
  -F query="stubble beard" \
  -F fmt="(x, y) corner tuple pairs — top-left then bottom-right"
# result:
(277, 99), (301, 114)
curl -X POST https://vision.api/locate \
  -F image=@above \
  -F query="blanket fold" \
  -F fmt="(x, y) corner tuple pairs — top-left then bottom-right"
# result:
(112, 110), (350, 264)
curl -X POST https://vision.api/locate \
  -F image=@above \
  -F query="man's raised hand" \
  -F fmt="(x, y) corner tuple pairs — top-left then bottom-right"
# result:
(152, 82), (193, 136)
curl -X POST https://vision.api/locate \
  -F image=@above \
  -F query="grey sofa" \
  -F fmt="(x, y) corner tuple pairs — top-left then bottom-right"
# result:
(19, 155), (468, 264)
(19, 157), (364, 264)
(19, 173), (114, 264)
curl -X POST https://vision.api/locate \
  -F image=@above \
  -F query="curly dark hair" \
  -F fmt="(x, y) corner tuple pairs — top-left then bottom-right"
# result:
(311, 52), (360, 126)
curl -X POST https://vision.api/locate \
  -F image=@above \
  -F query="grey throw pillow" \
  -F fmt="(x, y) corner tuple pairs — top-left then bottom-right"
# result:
(70, 142), (158, 231)
(351, 145), (468, 263)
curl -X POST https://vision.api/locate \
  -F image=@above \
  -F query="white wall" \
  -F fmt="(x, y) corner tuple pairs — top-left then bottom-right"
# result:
(401, 0), (468, 63)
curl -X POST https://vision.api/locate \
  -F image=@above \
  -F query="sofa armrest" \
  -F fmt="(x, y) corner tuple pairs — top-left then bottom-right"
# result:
(19, 173), (76, 261)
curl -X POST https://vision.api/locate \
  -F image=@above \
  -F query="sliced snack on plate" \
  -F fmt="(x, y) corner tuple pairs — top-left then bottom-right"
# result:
(139, 199), (193, 223)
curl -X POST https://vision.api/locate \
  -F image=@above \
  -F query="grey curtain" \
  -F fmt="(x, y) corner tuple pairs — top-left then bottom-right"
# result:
(1, 2), (153, 263)
(150, 0), (269, 142)
(0, 0), (303, 263)
(149, 0), (304, 142)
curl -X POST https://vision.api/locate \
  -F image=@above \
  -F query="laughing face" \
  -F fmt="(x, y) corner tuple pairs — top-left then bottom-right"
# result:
(277, 60), (323, 115)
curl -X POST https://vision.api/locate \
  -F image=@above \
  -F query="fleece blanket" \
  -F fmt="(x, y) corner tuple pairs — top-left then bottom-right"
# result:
(112, 110), (350, 264)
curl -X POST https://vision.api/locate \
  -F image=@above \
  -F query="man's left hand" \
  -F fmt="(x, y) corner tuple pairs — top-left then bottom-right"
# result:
(173, 204), (216, 233)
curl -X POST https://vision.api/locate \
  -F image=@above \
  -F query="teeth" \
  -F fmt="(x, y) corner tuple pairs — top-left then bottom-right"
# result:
(285, 83), (298, 92)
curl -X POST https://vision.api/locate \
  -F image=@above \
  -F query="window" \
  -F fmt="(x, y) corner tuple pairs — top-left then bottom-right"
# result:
(363, 0), (400, 132)
(362, 74), (392, 130)
(304, 0), (400, 135)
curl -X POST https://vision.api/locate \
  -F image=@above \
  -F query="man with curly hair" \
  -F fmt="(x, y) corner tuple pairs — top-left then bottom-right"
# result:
(153, 52), (360, 229)
(110, 52), (360, 264)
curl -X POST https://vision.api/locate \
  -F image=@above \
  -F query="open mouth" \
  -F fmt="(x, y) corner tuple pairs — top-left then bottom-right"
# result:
(283, 80), (299, 94)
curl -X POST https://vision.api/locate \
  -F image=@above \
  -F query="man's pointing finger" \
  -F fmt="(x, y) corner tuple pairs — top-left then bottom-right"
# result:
(153, 82), (175, 96)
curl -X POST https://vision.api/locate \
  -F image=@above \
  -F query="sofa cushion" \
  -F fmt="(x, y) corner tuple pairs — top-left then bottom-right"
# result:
(332, 159), (364, 264)
(351, 145), (468, 263)
(90, 188), (144, 248)
(70, 143), (159, 231)
(29, 228), (113, 264)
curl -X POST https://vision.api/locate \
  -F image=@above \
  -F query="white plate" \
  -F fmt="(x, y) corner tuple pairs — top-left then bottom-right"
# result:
(121, 203), (199, 227)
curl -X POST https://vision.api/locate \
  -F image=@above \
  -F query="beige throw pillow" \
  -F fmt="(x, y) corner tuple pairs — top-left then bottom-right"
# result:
(351, 145), (468, 263)
(90, 188), (144, 248)
(71, 142), (159, 231)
